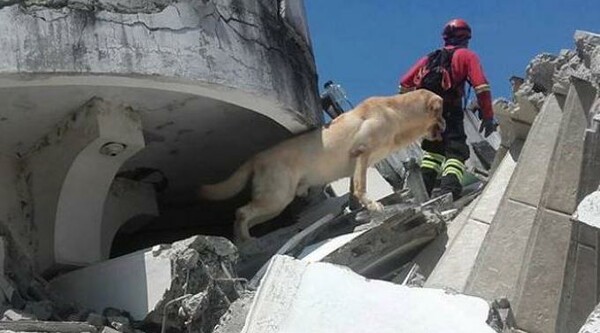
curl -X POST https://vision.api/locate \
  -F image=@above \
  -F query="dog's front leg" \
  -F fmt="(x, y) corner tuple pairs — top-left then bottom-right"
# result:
(352, 148), (384, 212)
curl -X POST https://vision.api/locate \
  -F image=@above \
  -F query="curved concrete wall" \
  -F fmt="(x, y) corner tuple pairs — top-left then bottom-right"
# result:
(0, 0), (320, 129)
(0, 0), (321, 272)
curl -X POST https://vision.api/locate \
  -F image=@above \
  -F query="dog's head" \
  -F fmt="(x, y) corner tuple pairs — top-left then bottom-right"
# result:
(423, 94), (445, 141)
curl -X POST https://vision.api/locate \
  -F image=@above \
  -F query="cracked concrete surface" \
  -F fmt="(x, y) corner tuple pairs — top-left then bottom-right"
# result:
(0, 0), (320, 127)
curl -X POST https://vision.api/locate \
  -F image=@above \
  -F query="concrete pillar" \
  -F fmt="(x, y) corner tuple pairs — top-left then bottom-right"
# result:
(465, 93), (564, 303)
(101, 178), (158, 260)
(513, 78), (597, 333)
(24, 98), (144, 271)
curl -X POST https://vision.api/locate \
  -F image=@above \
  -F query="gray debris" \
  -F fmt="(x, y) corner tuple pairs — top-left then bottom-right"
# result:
(107, 315), (131, 332)
(2, 308), (37, 321)
(525, 53), (560, 92)
(322, 207), (446, 280)
(213, 292), (255, 333)
(23, 301), (53, 321)
(101, 326), (121, 333)
(580, 302), (600, 333)
(143, 236), (243, 333)
(86, 312), (106, 328)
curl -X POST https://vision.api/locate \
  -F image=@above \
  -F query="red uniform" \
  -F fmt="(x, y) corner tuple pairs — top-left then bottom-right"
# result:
(399, 46), (494, 120)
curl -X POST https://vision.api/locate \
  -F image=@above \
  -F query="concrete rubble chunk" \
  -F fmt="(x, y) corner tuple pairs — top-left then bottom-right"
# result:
(318, 207), (445, 280)
(2, 308), (37, 321)
(575, 30), (600, 66)
(213, 292), (255, 333)
(525, 53), (560, 92)
(579, 302), (600, 333)
(102, 326), (121, 333)
(575, 190), (600, 227)
(241, 255), (495, 333)
(49, 235), (242, 333)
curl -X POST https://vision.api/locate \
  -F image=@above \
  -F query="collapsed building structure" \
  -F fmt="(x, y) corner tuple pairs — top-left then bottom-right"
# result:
(0, 0), (599, 332)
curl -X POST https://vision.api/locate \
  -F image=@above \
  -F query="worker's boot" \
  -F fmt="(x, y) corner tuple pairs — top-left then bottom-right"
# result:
(439, 174), (462, 201)
(420, 151), (445, 197)
(420, 168), (438, 197)
(439, 158), (465, 201)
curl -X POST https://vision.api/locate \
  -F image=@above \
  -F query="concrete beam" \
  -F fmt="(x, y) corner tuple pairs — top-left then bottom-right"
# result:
(24, 98), (144, 270)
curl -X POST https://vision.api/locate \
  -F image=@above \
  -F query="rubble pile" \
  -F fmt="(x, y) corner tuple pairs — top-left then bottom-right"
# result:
(0, 236), (245, 333)
(141, 236), (244, 333)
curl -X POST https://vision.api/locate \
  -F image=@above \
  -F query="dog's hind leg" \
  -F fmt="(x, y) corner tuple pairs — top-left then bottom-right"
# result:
(233, 165), (298, 242)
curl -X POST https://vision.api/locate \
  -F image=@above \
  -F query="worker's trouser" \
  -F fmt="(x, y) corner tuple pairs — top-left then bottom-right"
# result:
(420, 102), (470, 200)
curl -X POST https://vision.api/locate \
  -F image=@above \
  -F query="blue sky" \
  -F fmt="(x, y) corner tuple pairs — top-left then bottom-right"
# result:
(304, 0), (600, 105)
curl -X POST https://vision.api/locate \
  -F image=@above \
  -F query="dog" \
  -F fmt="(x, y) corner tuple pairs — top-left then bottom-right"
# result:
(199, 89), (445, 242)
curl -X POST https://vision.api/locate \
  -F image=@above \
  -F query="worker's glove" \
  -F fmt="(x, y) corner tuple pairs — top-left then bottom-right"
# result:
(479, 118), (498, 138)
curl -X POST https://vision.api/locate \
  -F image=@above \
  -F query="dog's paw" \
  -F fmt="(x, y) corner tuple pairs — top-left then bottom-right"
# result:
(366, 201), (384, 212)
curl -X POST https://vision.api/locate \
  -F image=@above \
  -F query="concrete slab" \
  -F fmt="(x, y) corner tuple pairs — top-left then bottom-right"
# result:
(414, 198), (479, 281)
(50, 247), (172, 320)
(426, 219), (488, 292)
(566, 243), (598, 333)
(465, 200), (538, 302)
(514, 209), (573, 332)
(242, 255), (494, 333)
(470, 144), (521, 224)
(422, 146), (520, 291)
(509, 94), (564, 207)
(545, 80), (596, 214)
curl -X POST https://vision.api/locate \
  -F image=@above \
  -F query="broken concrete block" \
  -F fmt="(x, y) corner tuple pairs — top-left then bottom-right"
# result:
(107, 315), (131, 332)
(320, 207), (445, 280)
(525, 53), (559, 92)
(579, 302), (600, 333)
(213, 292), (255, 333)
(575, 30), (600, 66)
(102, 326), (121, 333)
(242, 255), (494, 333)
(575, 190), (600, 226)
(2, 308), (36, 321)
(50, 236), (241, 333)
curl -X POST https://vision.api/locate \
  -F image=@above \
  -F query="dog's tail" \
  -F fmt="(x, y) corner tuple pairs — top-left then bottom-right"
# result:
(198, 161), (253, 201)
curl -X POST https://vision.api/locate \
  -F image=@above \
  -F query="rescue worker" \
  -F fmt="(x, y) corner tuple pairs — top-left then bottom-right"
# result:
(399, 18), (497, 200)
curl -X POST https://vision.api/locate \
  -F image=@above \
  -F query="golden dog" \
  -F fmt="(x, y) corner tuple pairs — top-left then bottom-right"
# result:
(199, 89), (445, 242)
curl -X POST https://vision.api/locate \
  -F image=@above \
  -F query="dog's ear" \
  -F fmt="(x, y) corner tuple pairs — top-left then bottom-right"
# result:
(426, 95), (443, 117)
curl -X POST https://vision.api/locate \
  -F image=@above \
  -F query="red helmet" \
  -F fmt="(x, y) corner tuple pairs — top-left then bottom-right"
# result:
(442, 19), (472, 41)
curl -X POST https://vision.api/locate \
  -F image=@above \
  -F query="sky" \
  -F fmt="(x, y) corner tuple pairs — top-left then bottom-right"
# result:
(304, 0), (600, 105)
